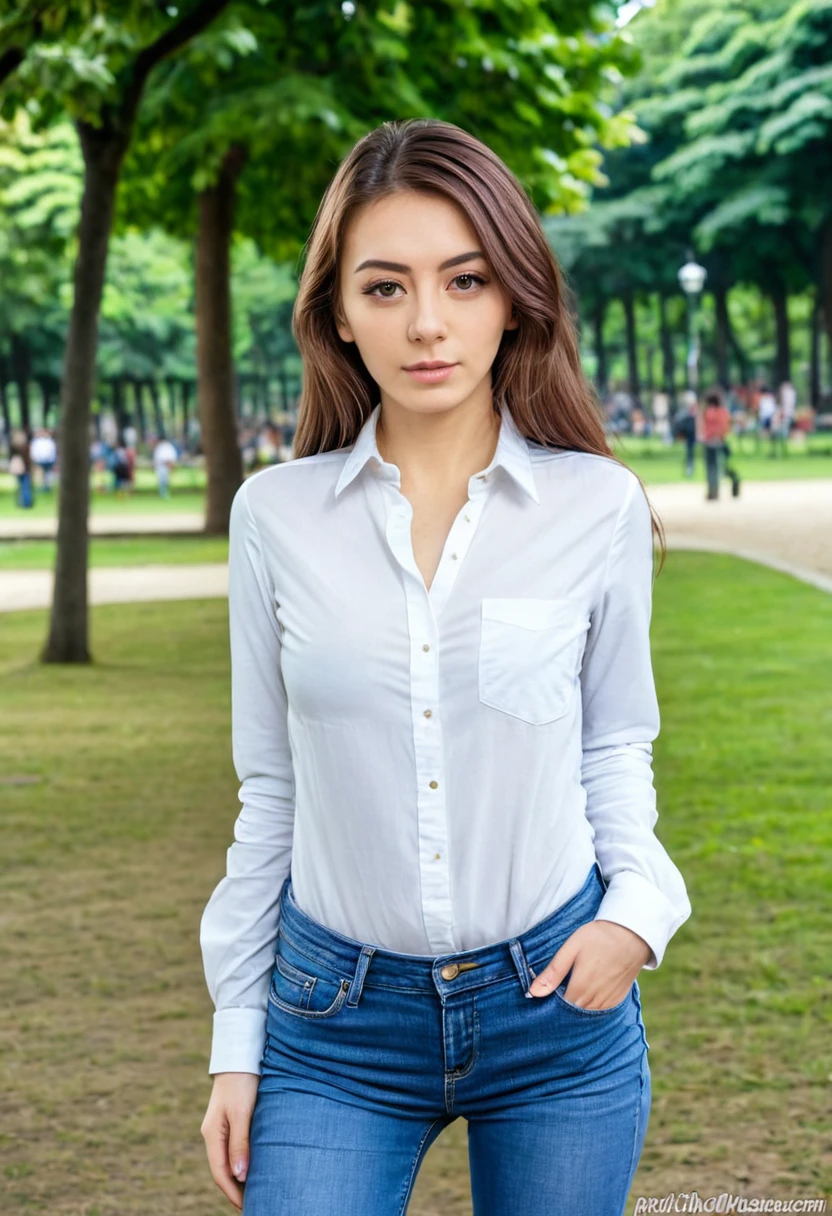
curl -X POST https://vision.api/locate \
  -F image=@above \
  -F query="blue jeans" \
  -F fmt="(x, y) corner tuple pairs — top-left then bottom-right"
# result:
(244, 861), (651, 1215)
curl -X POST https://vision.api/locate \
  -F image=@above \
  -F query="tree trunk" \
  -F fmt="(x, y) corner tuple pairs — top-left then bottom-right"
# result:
(110, 376), (127, 442)
(39, 377), (54, 426)
(769, 277), (791, 386)
(182, 379), (191, 445)
(131, 376), (146, 441)
(591, 302), (608, 398)
(195, 144), (247, 534)
(11, 331), (31, 434)
(148, 378), (166, 439)
(0, 353), (11, 455)
(656, 293), (675, 395)
(821, 220), (832, 370)
(727, 324), (749, 386)
(41, 124), (128, 664)
(622, 290), (641, 406)
(713, 284), (731, 389)
(810, 289), (821, 409)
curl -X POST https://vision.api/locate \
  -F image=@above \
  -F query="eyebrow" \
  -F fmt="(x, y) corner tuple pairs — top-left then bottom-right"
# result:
(353, 251), (486, 274)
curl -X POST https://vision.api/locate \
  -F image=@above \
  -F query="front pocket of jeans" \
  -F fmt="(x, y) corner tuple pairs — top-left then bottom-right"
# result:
(553, 981), (633, 1017)
(478, 597), (589, 725)
(268, 947), (350, 1020)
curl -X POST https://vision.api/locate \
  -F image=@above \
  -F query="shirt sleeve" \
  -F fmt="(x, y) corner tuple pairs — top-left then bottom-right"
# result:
(579, 471), (692, 970)
(199, 477), (296, 1074)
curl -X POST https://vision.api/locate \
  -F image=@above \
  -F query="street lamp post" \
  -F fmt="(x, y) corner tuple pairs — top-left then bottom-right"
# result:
(678, 254), (707, 392)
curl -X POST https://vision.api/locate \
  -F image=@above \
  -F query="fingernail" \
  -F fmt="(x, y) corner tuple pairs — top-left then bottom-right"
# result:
(234, 1160), (247, 1180)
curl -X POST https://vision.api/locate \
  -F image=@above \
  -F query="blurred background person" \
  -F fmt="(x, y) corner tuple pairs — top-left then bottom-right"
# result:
(110, 442), (132, 499)
(700, 388), (733, 501)
(9, 427), (35, 509)
(673, 390), (699, 477)
(30, 426), (58, 492)
(773, 379), (796, 458)
(152, 434), (178, 499)
(757, 384), (777, 452)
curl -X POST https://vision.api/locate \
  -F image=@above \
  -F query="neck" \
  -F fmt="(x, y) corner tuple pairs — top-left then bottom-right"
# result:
(375, 398), (501, 495)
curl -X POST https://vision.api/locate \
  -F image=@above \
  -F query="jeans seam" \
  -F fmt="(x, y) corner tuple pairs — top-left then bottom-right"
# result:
(625, 1058), (648, 1204)
(446, 1002), (480, 1083)
(398, 1117), (447, 1216)
(267, 979), (349, 1020)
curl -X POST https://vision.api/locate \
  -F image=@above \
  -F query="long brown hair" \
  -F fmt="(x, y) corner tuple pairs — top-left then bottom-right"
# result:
(292, 117), (666, 575)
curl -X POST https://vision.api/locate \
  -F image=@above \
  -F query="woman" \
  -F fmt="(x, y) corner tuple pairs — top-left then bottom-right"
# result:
(199, 118), (692, 1215)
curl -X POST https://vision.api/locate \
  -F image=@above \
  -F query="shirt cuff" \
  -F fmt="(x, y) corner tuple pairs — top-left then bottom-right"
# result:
(208, 1007), (267, 1076)
(592, 869), (689, 971)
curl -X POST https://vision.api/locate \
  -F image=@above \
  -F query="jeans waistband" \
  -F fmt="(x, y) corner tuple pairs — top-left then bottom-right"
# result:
(277, 861), (606, 1006)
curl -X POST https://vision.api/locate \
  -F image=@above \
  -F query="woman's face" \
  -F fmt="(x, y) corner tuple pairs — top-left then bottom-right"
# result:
(335, 190), (517, 418)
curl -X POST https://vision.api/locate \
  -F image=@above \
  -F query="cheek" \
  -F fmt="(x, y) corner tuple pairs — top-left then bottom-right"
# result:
(349, 314), (400, 366)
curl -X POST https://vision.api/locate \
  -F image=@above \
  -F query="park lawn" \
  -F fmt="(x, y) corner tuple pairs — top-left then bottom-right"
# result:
(0, 484), (208, 519)
(614, 436), (832, 485)
(0, 536), (229, 570)
(0, 553), (830, 1215)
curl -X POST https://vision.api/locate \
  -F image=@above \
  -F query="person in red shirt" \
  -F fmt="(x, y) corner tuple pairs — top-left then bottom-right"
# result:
(699, 389), (740, 500)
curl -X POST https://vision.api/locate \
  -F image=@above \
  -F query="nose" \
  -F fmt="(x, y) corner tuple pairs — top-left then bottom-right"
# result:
(408, 293), (448, 344)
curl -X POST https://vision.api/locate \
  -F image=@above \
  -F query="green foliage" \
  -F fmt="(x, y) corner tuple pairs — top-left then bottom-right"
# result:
(115, 0), (643, 261)
(0, 111), (81, 351)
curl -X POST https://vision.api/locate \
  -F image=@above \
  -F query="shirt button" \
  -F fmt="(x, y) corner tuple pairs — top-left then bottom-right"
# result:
(464, 515), (471, 522)
(429, 780), (438, 789)
(450, 553), (457, 560)
(424, 709), (432, 718)
(423, 643), (430, 652)
(434, 852), (441, 860)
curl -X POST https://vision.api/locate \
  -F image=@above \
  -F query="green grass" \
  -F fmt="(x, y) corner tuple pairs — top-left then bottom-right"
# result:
(0, 553), (830, 1213)
(0, 484), (208, 519)
(0, 536), (228, 570)
(614, 432), (832, 485)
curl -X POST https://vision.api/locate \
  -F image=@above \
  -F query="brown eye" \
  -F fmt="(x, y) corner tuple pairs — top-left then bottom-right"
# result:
(363, 280), (401, 298)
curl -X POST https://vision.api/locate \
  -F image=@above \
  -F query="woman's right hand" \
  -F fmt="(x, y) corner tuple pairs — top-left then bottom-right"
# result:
(201, 1071), (260, 1209)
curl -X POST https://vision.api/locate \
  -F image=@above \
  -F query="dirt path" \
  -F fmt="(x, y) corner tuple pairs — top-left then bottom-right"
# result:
(0, 511), (204, 539)
(0, 563), (228, 612)
(647, 478), (832, 579)
(647, 479), (832, 594)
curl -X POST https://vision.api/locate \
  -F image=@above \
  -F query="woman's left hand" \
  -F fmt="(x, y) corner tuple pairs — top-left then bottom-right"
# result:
(528, 921), (653, 1008)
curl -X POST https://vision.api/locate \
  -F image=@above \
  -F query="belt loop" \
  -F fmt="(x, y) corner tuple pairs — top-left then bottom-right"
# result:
(346, 944), (375, 1007)
(509, 938), (536, 998)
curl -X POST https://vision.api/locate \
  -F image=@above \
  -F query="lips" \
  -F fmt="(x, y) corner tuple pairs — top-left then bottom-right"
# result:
(405, 363), (458, 383)
(404, 362), (456, 370)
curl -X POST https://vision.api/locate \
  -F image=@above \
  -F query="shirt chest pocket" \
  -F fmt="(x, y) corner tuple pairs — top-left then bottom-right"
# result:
(478, 597), (590, 726)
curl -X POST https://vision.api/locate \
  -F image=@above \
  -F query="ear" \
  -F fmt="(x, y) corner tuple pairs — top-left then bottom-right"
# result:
(505, 306), (520, 332)
(335, 313), (354, 344)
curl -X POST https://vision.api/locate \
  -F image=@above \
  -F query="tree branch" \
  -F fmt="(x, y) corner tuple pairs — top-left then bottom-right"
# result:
(0, 45), (25, 87)
(123, 0), (233, 123)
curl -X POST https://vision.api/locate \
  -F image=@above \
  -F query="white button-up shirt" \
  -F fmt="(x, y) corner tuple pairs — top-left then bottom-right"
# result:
(200, 401), (692, 1075)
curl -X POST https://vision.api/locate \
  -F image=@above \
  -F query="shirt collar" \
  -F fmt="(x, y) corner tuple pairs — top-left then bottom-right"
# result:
(333, 400), (540, 504)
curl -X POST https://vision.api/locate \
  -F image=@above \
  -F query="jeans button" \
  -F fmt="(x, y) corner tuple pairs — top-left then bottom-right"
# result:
(441, 964), (460, 980)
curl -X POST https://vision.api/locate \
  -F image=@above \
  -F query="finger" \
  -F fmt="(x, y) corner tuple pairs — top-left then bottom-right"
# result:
(228, 1108), (252, 1185)
(203, 1120), (244, 1210)
(528, 946), (576, 997)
